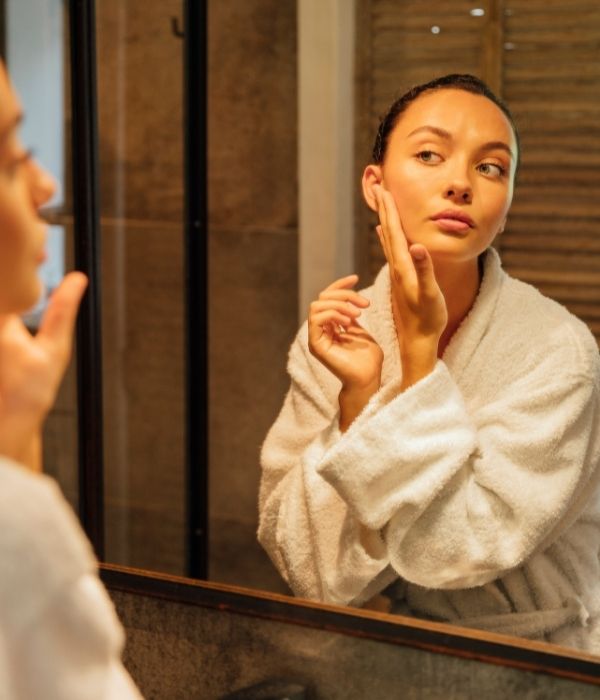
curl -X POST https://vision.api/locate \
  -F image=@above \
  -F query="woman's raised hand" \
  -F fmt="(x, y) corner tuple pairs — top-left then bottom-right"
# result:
(0, 272), (88, 470)
(308, 275), (383, 431)
(373, 184), (448, 389)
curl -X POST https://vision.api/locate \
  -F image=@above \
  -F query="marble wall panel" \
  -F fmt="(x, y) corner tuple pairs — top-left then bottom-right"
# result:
(208, 0), (297, 230)
(96, 0), (184, 222)
(102, 219), (185, 574)
(208, 225), (297, 591)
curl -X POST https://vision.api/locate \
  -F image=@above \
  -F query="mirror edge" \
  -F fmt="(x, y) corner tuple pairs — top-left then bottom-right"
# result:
(100, 563), (600, 686)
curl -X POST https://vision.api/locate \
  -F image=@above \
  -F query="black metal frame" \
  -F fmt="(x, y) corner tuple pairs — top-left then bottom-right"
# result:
(0, 0), (5, 61)
(69, 0), (104, 558)
(184, 0), (209, 580)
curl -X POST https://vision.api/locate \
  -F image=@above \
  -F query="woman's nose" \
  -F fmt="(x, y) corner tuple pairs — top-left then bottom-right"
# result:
(444, 181), (472, 204)
(28, 160), (57, 209)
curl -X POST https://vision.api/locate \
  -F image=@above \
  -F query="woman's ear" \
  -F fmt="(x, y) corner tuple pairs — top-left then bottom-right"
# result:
(362, 165), (383, 212)
(497, 216), (507, 236)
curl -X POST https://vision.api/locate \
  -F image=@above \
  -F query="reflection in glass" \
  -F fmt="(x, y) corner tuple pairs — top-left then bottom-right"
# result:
(96, 1), (185, 574)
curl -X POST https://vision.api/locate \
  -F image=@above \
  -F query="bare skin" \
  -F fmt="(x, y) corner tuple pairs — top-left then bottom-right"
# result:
(308, 89), (517, 431)
(0, 62), (87, 471)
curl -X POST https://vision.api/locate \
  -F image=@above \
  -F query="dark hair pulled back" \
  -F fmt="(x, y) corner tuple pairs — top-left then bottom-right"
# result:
(371, 74), (520, 171)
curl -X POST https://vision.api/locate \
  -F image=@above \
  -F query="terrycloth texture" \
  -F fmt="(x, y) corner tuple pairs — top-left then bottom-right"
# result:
(0, 457), (142, 699)
(258, 248), (600, 652)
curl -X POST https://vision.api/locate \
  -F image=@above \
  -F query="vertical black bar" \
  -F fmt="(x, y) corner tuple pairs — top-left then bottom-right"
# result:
(69, 0), (104, 558)
(185, 0), (209, 578)
(0, 0), (6, 61)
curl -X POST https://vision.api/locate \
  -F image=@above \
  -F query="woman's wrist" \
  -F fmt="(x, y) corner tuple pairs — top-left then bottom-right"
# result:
(400, 336), (438, 391)
(0, 411), (43, 471)
(338, 377), (381, 433)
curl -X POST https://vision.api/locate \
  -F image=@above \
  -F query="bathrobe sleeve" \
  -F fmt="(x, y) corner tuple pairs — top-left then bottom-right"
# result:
(318, 343), (600, 592)
(259, 316), (600, 603)
(258, 323), (396, 605)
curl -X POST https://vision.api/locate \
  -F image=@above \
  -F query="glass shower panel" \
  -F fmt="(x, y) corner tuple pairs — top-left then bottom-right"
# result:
(96, 1), (186, 574)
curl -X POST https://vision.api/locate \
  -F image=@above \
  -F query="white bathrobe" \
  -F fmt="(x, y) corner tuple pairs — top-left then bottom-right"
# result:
(0, 458), (142, 699)
(258, 248), (600, 652)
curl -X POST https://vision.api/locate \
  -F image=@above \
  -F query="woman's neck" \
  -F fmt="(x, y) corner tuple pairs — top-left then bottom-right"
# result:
(435, 255), (483, 357)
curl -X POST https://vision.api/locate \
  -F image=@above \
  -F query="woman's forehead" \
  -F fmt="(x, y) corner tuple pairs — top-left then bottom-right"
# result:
(392, 89), (516, 147)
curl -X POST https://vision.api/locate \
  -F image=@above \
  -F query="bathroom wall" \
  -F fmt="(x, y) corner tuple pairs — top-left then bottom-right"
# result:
(95, 0), (186, 573)
(109, 586), (600, 699)
(207, 0), (297, 592)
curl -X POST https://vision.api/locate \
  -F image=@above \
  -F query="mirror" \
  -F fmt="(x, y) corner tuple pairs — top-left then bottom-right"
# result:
(12, 0), (599, 666)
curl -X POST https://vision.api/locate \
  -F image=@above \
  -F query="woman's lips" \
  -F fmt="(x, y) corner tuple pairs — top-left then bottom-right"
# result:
(432, 217), (471, 233)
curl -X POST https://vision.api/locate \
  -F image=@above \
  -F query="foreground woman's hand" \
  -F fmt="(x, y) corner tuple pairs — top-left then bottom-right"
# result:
(308, 275), (383, 432)
(0, 272), (88, 471)
(373, 184), (448, 390)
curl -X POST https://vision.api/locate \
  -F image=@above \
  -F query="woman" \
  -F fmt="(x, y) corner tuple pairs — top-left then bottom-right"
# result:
(0, 62), (142, 697)
(258, 74), (600, 652)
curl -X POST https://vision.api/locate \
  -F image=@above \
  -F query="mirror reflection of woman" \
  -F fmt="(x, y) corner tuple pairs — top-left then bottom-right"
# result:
(259, 75), (600, 653)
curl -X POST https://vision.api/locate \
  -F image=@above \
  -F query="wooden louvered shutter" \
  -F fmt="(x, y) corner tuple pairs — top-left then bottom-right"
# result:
(356, 0), (600, 344)
(501, 1), (600, 341)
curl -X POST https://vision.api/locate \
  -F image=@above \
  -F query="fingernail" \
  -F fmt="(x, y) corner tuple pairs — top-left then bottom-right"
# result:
(412, 248), (426, 261)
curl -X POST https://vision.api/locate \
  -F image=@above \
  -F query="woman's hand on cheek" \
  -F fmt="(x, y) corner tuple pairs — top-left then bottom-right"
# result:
(0, 272), (87, 470)
(308, 275), (383, 431)
(373, 184), (448, 390)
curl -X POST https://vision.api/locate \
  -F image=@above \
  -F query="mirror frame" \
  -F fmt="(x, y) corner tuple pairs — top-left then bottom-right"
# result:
(100, 563), (600, 685)
(68, 0), (599, 685)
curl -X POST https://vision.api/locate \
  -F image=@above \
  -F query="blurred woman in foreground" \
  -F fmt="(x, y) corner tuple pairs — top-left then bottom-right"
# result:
(0, 62), (142, 698)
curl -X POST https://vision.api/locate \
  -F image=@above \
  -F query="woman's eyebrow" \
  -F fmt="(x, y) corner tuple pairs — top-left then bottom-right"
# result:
(407, 126), (514, 160)
(479, 140), (514, 160)
(407, 125), (451, 140)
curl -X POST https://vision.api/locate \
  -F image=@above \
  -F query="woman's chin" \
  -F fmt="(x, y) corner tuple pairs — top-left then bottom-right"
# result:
(411, 235), (490, 264)
(11, 279), (45, 315)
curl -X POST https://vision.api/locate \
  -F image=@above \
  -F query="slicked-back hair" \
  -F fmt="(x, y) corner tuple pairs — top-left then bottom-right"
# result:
(371, 74), (520, 176)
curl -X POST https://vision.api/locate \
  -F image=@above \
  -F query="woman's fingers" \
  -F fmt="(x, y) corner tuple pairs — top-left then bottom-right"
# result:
(308, 310), (353, 348)
(318, 288), (370, 307)
(310, 299), (362, 319)
(380, 189), (413, 270)
(309, 275), (370, 347)
(37, 272), (88, 360)
(310, 309), (352, 328)
(410, 244), (441, 299)
(325, 274), (359, 292)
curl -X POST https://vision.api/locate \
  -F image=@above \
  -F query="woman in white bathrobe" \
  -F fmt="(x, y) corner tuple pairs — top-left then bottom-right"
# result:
(258, 74), (600, 653)
(0, 62), (142, 697)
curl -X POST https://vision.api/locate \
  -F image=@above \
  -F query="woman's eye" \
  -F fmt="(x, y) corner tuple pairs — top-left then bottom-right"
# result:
(478, 162), (505, 178)
(416, 150), (442, 164)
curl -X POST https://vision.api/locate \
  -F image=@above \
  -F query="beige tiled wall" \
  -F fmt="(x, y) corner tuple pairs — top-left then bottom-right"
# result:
(207, 0), (297, 592)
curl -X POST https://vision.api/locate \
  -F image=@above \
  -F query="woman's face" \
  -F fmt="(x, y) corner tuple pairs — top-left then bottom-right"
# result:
(0, 63), (56, 314)
(364, 88), (517, 264)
